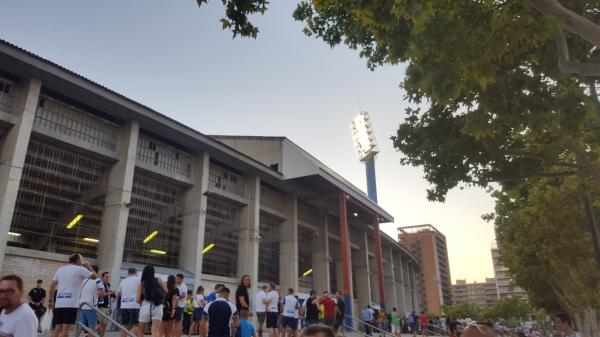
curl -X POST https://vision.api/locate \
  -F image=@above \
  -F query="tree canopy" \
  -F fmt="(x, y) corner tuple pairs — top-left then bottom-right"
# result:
(196, 0), (600, 334)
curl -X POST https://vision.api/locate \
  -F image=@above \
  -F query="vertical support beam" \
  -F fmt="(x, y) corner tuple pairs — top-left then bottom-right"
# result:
(279, 194), (298, 290)
(238, 176), (260, 295)
(410, 262), (419, 311)
(179, 152), (210, 288)
(373, 216), (386, 310)
(385, 248), (398, 309)
(0, 78), (40, 271)
(339, 193), (353, 326)
(353, 231), (371, 310)
(397, 256), (408, 314)
(311, 212), (330, 292)
(97, 121), (139, 286)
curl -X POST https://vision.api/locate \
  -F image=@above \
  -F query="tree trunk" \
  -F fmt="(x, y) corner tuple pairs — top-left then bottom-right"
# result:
(575, 308), (600, 337)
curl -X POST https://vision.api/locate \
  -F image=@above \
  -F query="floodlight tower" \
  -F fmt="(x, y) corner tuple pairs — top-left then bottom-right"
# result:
(350, 111), (386, 311)
(351, 111), (380, 202)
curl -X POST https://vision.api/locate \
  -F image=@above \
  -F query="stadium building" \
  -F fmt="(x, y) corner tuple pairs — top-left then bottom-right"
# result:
(0, 39), (420, 316)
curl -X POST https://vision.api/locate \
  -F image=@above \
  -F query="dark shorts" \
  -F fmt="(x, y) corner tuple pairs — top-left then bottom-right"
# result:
(333, 316), (344, 329)
(193, 307), (203, 321)
(121, 308), (140, 326)
(305, 319), (319, 327)
(53, 307), (78, 325)
(175, 307), (184, 321)
(324, 317), (335, 327)
(282, 316), (298, 330)
(256, 312), (266, 324)
(266, 312), (279, 328)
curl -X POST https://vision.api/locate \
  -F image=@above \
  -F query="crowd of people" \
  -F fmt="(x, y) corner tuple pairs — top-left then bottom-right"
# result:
(0, 252), (583, 337)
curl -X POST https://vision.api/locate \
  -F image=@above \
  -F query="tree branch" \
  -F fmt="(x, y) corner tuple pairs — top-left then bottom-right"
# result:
(530, 0), (600, 47)
(560, 136), (600, 182)
(554, 30), (600, 78)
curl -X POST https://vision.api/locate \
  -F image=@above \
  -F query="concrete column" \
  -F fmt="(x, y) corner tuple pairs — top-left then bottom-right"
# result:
(353, 230), (371, 310)
(396, 256), (408, 314)
(238, 176), (260, 293)
(179, 152), (210, 288)
(384, 248), (397, 309)
(410, 262), (419, 311)
(279, 194), (298, 290)
(369, 256), (378, 302)
(338, 193), (354, 326)
(311, 212), (330, 292)
(97, 121), (139, 286)
(0, 78), (41, 270)
(373, 219), (386, 310)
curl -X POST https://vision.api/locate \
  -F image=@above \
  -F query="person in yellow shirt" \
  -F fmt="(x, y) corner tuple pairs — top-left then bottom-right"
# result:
(318, 304), (325, 324)
(183, 290), (193, 334)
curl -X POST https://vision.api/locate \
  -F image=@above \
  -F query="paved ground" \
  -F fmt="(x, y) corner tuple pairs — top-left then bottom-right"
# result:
(39, 332), (436, 337)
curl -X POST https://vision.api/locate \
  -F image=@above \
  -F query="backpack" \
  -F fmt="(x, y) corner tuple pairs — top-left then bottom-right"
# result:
(151, 280), (164, 307)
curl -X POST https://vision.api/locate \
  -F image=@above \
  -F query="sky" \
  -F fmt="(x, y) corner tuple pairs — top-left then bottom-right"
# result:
(1, 0), (497, 282)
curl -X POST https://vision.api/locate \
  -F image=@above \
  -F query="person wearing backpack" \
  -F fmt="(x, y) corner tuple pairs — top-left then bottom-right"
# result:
(162, 275), (180, 337)
(135, 265), (167, 337)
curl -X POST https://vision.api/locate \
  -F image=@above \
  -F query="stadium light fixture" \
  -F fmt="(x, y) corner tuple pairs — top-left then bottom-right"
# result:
(83, 238), (99, 243)
(202, 243), (215, 254)
(302, 268), (313, 277)
(150, 249), (167, 255)
(66, 214), (84, 229)
(7, 232), (21, 237)
(143, 230), (159, 243)
(350, 111), (379, 162)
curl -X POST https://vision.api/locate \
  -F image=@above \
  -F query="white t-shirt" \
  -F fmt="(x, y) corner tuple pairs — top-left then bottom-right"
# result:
(193, 294), (205, 308)
(79, 278), (104, 307)
(282, 295), (298, 318)
(119, 276), (141, 309)
(266, 291), (279, 313)
(177, 283), (188, 308)
(0, 302), (38, 337)
(255, 290), (267, 312)
(52, 264), (93, 308)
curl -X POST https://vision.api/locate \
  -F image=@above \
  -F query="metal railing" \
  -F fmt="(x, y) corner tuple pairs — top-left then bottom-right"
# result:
(344, 315), (448, 337)
(344, 315), (397, 337)
(75, 302), (136, 337)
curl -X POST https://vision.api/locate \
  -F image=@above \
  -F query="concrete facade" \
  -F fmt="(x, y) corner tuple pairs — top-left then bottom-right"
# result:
(398, 224), (453, 315)
(0, 39), (420, 319)
(452, 278), (498, 307)
(491, 248), (528, 300)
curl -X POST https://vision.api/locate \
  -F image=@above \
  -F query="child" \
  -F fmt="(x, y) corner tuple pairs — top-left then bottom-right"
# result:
(237, 308), (257, 337)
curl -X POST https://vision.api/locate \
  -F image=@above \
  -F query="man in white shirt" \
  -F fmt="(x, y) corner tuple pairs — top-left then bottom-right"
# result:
(79, 265), (105, 332)
(118, 268), (140, 337)
(0, 275), (38, 337)
(49, 253), (97, 337)
(174, 273), (188, 337)
(264, 283), (280, 337)
(282, 288), (299, 337)
(255, 284), (268, 337)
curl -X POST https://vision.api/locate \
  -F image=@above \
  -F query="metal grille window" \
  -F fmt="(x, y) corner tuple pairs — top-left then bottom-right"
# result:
(0, 78), (16, 113)
(136, 135), (192, 177)
(208, 163), (245, 197)
(123, 173), (185, 267)
(34, 96), (119, 151)
(298, 202), (318, 225)
(202, 198), (240, 277)
(258, 215), (280, 284)
(260, 184), (284, 211)
(9, 141), (110, 257)
(298, 227), (314, 289)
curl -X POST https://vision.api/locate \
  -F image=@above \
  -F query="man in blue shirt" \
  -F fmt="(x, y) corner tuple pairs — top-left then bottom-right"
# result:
(205, 284), (224, 303)
(203, 287), (238, 337)
(361, 305), (374, 336)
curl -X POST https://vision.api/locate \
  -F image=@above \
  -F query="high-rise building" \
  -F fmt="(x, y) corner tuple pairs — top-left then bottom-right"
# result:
(452, 278), (498, 307)
(398, 225), (452, 315)
(491, 247), (528, 300)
